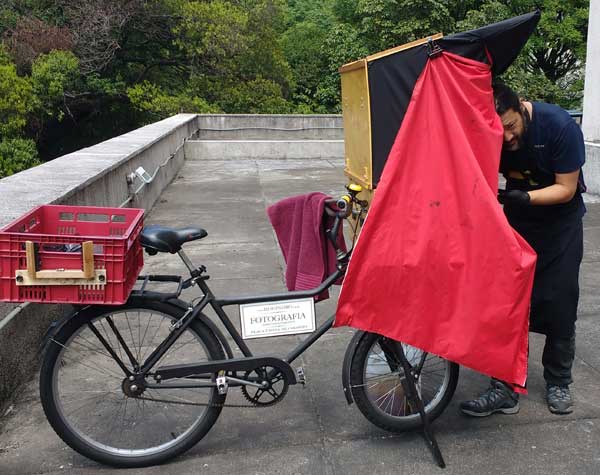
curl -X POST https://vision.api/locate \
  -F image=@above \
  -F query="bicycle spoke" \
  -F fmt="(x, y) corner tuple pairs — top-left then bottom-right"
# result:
(98, 319), (125, 367)
(140, 315), (167, 364)
(138, 312), (154, 363)
(52, 340), (123, 380)
(105, 317), (139, 370)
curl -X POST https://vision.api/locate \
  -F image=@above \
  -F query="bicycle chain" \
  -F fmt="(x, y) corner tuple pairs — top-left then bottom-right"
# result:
(135, 393), (280, 409)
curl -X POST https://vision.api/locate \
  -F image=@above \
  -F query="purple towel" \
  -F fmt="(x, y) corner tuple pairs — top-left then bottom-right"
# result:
(267, 193), (346, 301)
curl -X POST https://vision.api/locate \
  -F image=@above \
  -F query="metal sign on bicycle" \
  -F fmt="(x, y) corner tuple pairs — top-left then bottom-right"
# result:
(239, 297), (316, 339)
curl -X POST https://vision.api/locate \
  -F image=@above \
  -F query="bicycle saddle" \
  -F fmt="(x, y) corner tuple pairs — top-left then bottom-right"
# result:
(140, 225), (207, 254)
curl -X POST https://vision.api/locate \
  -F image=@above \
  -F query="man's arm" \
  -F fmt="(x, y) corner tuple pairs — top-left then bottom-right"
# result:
(528, 169), (580, 205)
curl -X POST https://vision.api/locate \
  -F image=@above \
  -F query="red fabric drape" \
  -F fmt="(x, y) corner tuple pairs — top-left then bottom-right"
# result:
(334, 52), (536, 390)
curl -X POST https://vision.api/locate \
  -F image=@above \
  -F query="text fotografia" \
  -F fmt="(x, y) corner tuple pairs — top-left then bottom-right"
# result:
(240, 298), (316, 339)
(250, 312), (308, 325)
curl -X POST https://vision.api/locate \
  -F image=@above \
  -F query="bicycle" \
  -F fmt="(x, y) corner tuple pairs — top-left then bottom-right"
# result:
(39, 186), (459, 468)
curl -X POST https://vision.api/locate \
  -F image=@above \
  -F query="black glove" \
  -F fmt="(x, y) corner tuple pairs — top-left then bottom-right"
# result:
(497, 189), (530, 207)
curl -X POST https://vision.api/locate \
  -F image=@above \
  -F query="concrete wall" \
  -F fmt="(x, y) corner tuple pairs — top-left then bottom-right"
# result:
(192, 114), (343, 140)
(187, 114), (344, 160)
(0, 114), (199, 410)
(185, 140), (344, 160)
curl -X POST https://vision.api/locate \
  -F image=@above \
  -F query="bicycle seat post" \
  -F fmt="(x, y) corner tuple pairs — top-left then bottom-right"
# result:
(177, 249), (197, 275)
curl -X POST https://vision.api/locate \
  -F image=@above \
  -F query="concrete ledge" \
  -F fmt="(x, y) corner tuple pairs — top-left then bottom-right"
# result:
(185, 139), (345, 160)
(585, 142), (600, 198)
(0, 114), (199, 227)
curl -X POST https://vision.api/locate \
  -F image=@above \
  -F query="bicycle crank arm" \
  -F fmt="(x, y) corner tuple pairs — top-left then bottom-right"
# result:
(226, 376), (265, 388)
(155, 356), (297, 385)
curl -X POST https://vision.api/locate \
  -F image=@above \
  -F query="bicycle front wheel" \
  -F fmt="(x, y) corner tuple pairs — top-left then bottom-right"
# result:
(40, 298), (226, 468)
(349, 332), (459, 432)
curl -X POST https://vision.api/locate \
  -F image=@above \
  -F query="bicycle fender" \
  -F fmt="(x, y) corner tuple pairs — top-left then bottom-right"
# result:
(341, 330), (367, 405)
(165, 297), (235, 360)
(39, 304), (97, 356)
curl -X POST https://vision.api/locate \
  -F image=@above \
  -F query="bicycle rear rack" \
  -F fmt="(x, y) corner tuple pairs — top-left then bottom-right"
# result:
(132, 274), (185, 302)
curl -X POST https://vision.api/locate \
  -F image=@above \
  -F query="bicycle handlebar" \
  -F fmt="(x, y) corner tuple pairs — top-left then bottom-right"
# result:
(324, 193), (359, 258)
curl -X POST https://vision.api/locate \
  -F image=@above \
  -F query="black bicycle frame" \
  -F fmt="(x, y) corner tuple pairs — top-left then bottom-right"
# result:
(138, 266), (345, 380)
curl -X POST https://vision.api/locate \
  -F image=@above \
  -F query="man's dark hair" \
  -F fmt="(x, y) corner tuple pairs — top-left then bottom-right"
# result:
(492, 82), (521, 115)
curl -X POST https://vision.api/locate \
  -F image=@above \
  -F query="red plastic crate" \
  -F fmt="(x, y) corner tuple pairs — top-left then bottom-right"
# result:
(0, 205), (144, 305)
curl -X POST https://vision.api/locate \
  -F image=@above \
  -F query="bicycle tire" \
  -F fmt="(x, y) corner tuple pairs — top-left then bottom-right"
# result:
(349, 332), (459, 432)
(40, 297), (226, 468)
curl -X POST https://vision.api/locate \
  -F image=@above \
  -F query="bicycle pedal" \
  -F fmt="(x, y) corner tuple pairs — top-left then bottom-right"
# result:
(216, 376), (228, 395)
(296, 367), (306, 385)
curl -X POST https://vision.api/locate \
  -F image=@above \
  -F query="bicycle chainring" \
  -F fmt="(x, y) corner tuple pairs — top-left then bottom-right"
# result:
(241, 365), (289, 406)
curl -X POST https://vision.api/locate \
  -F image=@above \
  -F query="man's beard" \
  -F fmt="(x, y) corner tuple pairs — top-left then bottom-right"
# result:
(503, 135), (524, 151)
(503, 107), (530, 151)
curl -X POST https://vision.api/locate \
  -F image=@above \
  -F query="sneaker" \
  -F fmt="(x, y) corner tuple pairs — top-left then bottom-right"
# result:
(460, 380), (520, 417)
(546, 384), (573, 414)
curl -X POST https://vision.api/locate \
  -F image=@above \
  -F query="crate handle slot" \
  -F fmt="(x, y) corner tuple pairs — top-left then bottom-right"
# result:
(15, 241), (106, 286)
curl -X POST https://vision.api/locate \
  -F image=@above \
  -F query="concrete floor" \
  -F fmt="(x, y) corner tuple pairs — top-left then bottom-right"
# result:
(1, 156), (599, 475)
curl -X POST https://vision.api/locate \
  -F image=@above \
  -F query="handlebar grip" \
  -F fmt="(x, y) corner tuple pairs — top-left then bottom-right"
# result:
(336, 195), (351, 210)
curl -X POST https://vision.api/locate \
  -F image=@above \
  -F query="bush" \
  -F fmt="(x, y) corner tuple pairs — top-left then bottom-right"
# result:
(0, 138), (41, 178)
(127, 81), (217, 122)
(0, 50), (36, 136)
(217, 77), (292, 113)
(31, 50), (79, 120)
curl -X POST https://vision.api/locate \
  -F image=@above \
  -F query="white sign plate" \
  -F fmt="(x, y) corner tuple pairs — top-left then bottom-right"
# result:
(239, 298), (316, 340)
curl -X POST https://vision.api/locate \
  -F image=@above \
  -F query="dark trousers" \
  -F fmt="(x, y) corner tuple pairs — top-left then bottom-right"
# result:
(497, 334), (576, 391)
(505, 200), (583, 388)
(542, 333), (576, 386)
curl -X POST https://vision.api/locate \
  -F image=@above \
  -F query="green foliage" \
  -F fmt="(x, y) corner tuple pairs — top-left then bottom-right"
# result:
(174, 0), (249, 73)
(127, 81), (217, 122)
(354, 0), (455, 51)
(239, 1), (293, 94)
(217, 77), (292, 113)
(317, 23), (369, 111)
(0, 6), (19, 36)
(0, 49), (35, 136)
(0, 0), (590, 175)
(280, 22), (325, 93)
(0, 137), (40, 178)
(457, 0), (589, 109)
(31, 50), (79, 119)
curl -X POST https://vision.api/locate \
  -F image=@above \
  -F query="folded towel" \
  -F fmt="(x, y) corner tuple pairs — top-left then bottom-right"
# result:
(267, 192), (346, 301)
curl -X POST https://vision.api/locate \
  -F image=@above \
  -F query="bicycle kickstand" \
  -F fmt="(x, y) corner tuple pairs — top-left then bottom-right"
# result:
(393, 342), (446, 469)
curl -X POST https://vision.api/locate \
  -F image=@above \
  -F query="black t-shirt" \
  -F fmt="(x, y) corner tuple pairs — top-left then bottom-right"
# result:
(500, 102), (586, 221)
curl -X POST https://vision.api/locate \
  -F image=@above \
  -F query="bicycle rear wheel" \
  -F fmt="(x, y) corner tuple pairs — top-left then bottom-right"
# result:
(40, 298), (226, 468)
(349, 332), (458, 432)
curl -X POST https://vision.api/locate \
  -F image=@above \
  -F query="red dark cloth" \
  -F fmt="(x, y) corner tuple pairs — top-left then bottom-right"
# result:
(334, 52), (536, 391)
(267, 193), (346, 301)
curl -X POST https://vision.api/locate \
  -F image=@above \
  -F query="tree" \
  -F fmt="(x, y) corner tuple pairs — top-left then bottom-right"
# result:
(318, 23), (369, 111)
(31, 50), (79, 122)
(174, 0), (293, 113)
(60, 0), (140, 76)
(281, 21), (330, 111)
(2, 16), (72, 74)
(458, 0), (589, 108)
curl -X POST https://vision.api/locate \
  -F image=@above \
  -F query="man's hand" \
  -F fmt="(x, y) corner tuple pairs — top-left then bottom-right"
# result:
(497, 189), (530, 207)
